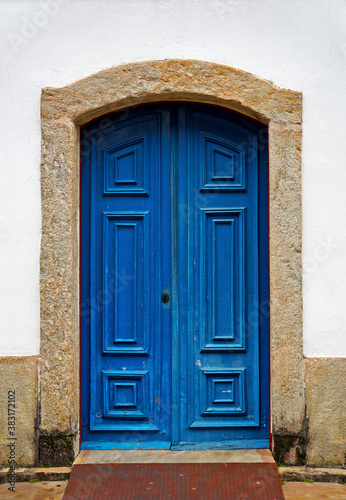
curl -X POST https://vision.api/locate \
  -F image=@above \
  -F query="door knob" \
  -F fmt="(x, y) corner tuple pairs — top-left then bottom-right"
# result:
(161, 293), (169, 304)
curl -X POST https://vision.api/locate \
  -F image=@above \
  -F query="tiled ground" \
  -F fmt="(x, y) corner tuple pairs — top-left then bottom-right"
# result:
(0, 452), (344, 500)
(0, 481), (345, 499)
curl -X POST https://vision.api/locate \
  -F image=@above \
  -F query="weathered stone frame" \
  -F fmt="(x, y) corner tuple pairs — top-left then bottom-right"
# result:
(40, 60), (303, 458)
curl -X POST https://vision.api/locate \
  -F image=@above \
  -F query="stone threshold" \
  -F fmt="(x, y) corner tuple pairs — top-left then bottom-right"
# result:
(278, 465), (346, 484)
(0, 467), (72, 484)
(0, 464), (345, 484)
(74, 449), (275, 465)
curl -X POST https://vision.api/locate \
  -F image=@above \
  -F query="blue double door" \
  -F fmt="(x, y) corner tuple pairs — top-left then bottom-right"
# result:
(81, 103), (269, 449)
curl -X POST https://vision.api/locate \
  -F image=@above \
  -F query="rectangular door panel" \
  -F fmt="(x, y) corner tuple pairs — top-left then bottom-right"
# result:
(81, 107), (172, 448)
(174, 105), (269, 448)
(102, 212), (149, 354)
(200, 208), (245, 351)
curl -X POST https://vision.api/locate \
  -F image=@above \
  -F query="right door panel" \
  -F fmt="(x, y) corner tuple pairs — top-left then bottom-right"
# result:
(174, 104), (269, 448)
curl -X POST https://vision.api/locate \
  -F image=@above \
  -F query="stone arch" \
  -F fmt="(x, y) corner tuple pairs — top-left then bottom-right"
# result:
(40, 60), (303, 455)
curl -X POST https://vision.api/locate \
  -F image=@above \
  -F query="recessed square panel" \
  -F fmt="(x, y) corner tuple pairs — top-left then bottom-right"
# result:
(114, 383), (137, 407)
(104, 137), (148, 195)
(115, 149), (137, 184)
(201, 368), (246, 416)
(212, 147), (235, 181)
(102, 370), (149, 419)
(200, 134), (245, 191)
(212, 379), (234, 403)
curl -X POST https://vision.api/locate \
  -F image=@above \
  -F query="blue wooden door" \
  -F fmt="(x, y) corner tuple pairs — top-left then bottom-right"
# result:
(81, 103), (269, 450)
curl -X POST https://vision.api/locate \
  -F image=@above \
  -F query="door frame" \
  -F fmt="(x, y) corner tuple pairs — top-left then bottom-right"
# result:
(40, 60), (304, 454)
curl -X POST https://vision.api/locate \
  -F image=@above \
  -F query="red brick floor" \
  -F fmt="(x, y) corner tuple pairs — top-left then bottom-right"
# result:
(0, 480), (345, 499)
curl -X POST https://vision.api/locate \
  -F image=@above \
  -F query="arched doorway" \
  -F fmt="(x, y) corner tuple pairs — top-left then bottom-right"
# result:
(40, 60), (303, 459)
(80, 102), (269, 449)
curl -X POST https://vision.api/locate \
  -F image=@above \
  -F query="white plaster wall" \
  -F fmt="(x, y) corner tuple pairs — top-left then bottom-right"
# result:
(0, 0), (345, 356)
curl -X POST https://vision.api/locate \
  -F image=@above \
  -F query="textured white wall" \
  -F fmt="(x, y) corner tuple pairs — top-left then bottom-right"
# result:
(1, 0), (346, 356)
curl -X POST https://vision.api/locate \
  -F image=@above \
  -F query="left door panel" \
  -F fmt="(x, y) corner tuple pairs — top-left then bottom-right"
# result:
(81, 106), (172, 448)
